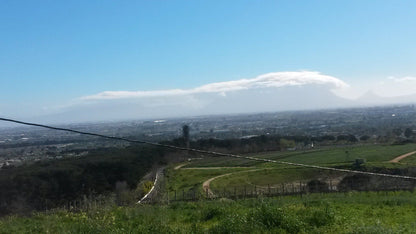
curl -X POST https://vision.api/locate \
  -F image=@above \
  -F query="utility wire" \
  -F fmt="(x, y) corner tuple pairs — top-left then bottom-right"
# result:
(1, 117), (416, 180)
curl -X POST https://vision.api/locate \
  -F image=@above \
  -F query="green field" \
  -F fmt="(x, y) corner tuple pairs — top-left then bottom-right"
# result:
(173, 144), (416, 194)
(186, 144), (416, 168)
(260, 144), (416, 165)
(1, 191), (416, 233)
(165, 165), (250, 193)
(209, 167), (341, 191)
(2, 143), (416, 233)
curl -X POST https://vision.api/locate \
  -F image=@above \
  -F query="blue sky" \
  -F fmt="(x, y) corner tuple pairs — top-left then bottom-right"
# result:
(1, 0), (416, 121)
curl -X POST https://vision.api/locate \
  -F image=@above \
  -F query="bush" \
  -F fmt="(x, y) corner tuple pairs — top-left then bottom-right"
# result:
(307, 180), (329, 193)
(200, 206), (223, 221)
(209, 213), (250, 234)
(307, 206), (335, 227)
(248, 203), (303, 233)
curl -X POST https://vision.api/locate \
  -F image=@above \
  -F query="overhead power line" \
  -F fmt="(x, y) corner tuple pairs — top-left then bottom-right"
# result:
(1, 117), (416, 180)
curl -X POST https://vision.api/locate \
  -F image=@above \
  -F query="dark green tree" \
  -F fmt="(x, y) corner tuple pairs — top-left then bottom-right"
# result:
(405, 128), (413, 138)
(182, 125), (190, 148)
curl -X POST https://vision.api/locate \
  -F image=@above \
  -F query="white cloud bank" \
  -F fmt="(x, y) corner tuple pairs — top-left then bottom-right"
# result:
(372, 76), (416, 97)
(14, 71), (416, 124)
(81, 71), (349, 100)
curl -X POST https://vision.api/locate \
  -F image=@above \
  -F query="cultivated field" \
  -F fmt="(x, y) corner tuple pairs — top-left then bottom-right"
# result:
(166, 143), (416, 198)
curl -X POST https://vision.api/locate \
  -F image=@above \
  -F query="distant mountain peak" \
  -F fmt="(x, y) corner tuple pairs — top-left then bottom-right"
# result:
(359, 90), (381, 99)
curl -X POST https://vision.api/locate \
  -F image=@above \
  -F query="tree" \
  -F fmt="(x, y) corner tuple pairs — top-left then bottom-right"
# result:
(182, 125), (190, 149)
(405, 128), (413, 138)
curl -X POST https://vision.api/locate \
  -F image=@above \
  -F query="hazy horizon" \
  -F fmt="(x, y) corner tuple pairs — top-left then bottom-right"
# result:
(1, 1), (416, 124)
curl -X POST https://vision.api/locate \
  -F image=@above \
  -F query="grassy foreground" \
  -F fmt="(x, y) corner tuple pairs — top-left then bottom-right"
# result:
(1, 191), (416, 233)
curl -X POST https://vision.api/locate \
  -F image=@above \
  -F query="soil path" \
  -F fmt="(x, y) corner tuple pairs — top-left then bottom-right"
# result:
(137, 167), (165, 204)
(182, 167), (254, 170)
(202, 169), (262, 198)
(174, 163), (189, 170)
(389, 151), (416, 163)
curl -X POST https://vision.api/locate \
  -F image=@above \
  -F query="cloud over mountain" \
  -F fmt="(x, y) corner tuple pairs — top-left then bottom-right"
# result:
(37, 71), (350, 122)
(20, 71), (416, 124)
(81, 71), (348, 100)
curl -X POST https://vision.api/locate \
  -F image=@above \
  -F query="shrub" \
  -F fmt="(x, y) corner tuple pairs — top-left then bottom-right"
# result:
(248, 203), (303, 233)
(307, 180), (329, 193)
(200, 206), (223, 221)
(307, 207), (335, 227)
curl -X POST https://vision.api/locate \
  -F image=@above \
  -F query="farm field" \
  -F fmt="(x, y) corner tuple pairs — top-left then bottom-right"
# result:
(2, 143), (416, 233)
(1, 191), (416, 233)
(165, 166), (250, 192)
(186, 144), (416, 168)
(167, 144), (416, 196)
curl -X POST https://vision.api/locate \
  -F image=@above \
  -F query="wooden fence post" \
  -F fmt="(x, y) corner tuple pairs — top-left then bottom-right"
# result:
(329, 179), (333, 192)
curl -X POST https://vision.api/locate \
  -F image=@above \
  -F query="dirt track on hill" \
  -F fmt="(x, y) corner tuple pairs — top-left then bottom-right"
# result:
(182, 167), (254, 170)
(174, 163), (189, 170)
(202, 169), (263, 198)
(389, 151), (416, 163)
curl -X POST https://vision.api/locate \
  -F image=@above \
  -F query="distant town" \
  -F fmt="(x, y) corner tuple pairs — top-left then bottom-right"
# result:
(1, 104), (416, 168)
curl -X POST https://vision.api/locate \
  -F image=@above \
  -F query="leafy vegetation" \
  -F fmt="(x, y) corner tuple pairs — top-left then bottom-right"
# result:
(0, 145), (166, 216)
(1, 191), (416, 233)
(165, 167), (249, 192)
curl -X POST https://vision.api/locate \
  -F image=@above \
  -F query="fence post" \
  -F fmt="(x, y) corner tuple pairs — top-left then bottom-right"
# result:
(234, 187), (237, 199)
(182, 189), (185, 201)
(329, 179), (333, 192)
(174, 190), (177, 201)
(395, 178), (399, 191)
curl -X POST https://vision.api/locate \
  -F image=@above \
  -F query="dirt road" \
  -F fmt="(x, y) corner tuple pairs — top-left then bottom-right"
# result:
(202, 169), (262, 198)
(182, 167), (254, 170)
(174, 163), (189, 170)
(137, 167), (165, 204)
(389, 151), (416, 163)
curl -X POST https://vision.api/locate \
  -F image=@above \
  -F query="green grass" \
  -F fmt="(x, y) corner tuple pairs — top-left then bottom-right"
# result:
(185, 156), (261, 167)
(209, 166), (341, 191)
(165, 166), (250, 191)
(398, 152), (416, 164)
(2, 191), (416, 233)
(258, 144), (416, 166)
(173, 144), (416, 193)
(187, 144), (416, 169)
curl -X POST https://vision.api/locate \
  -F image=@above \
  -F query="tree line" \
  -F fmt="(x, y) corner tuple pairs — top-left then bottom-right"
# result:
(0, 145), (166, 216)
